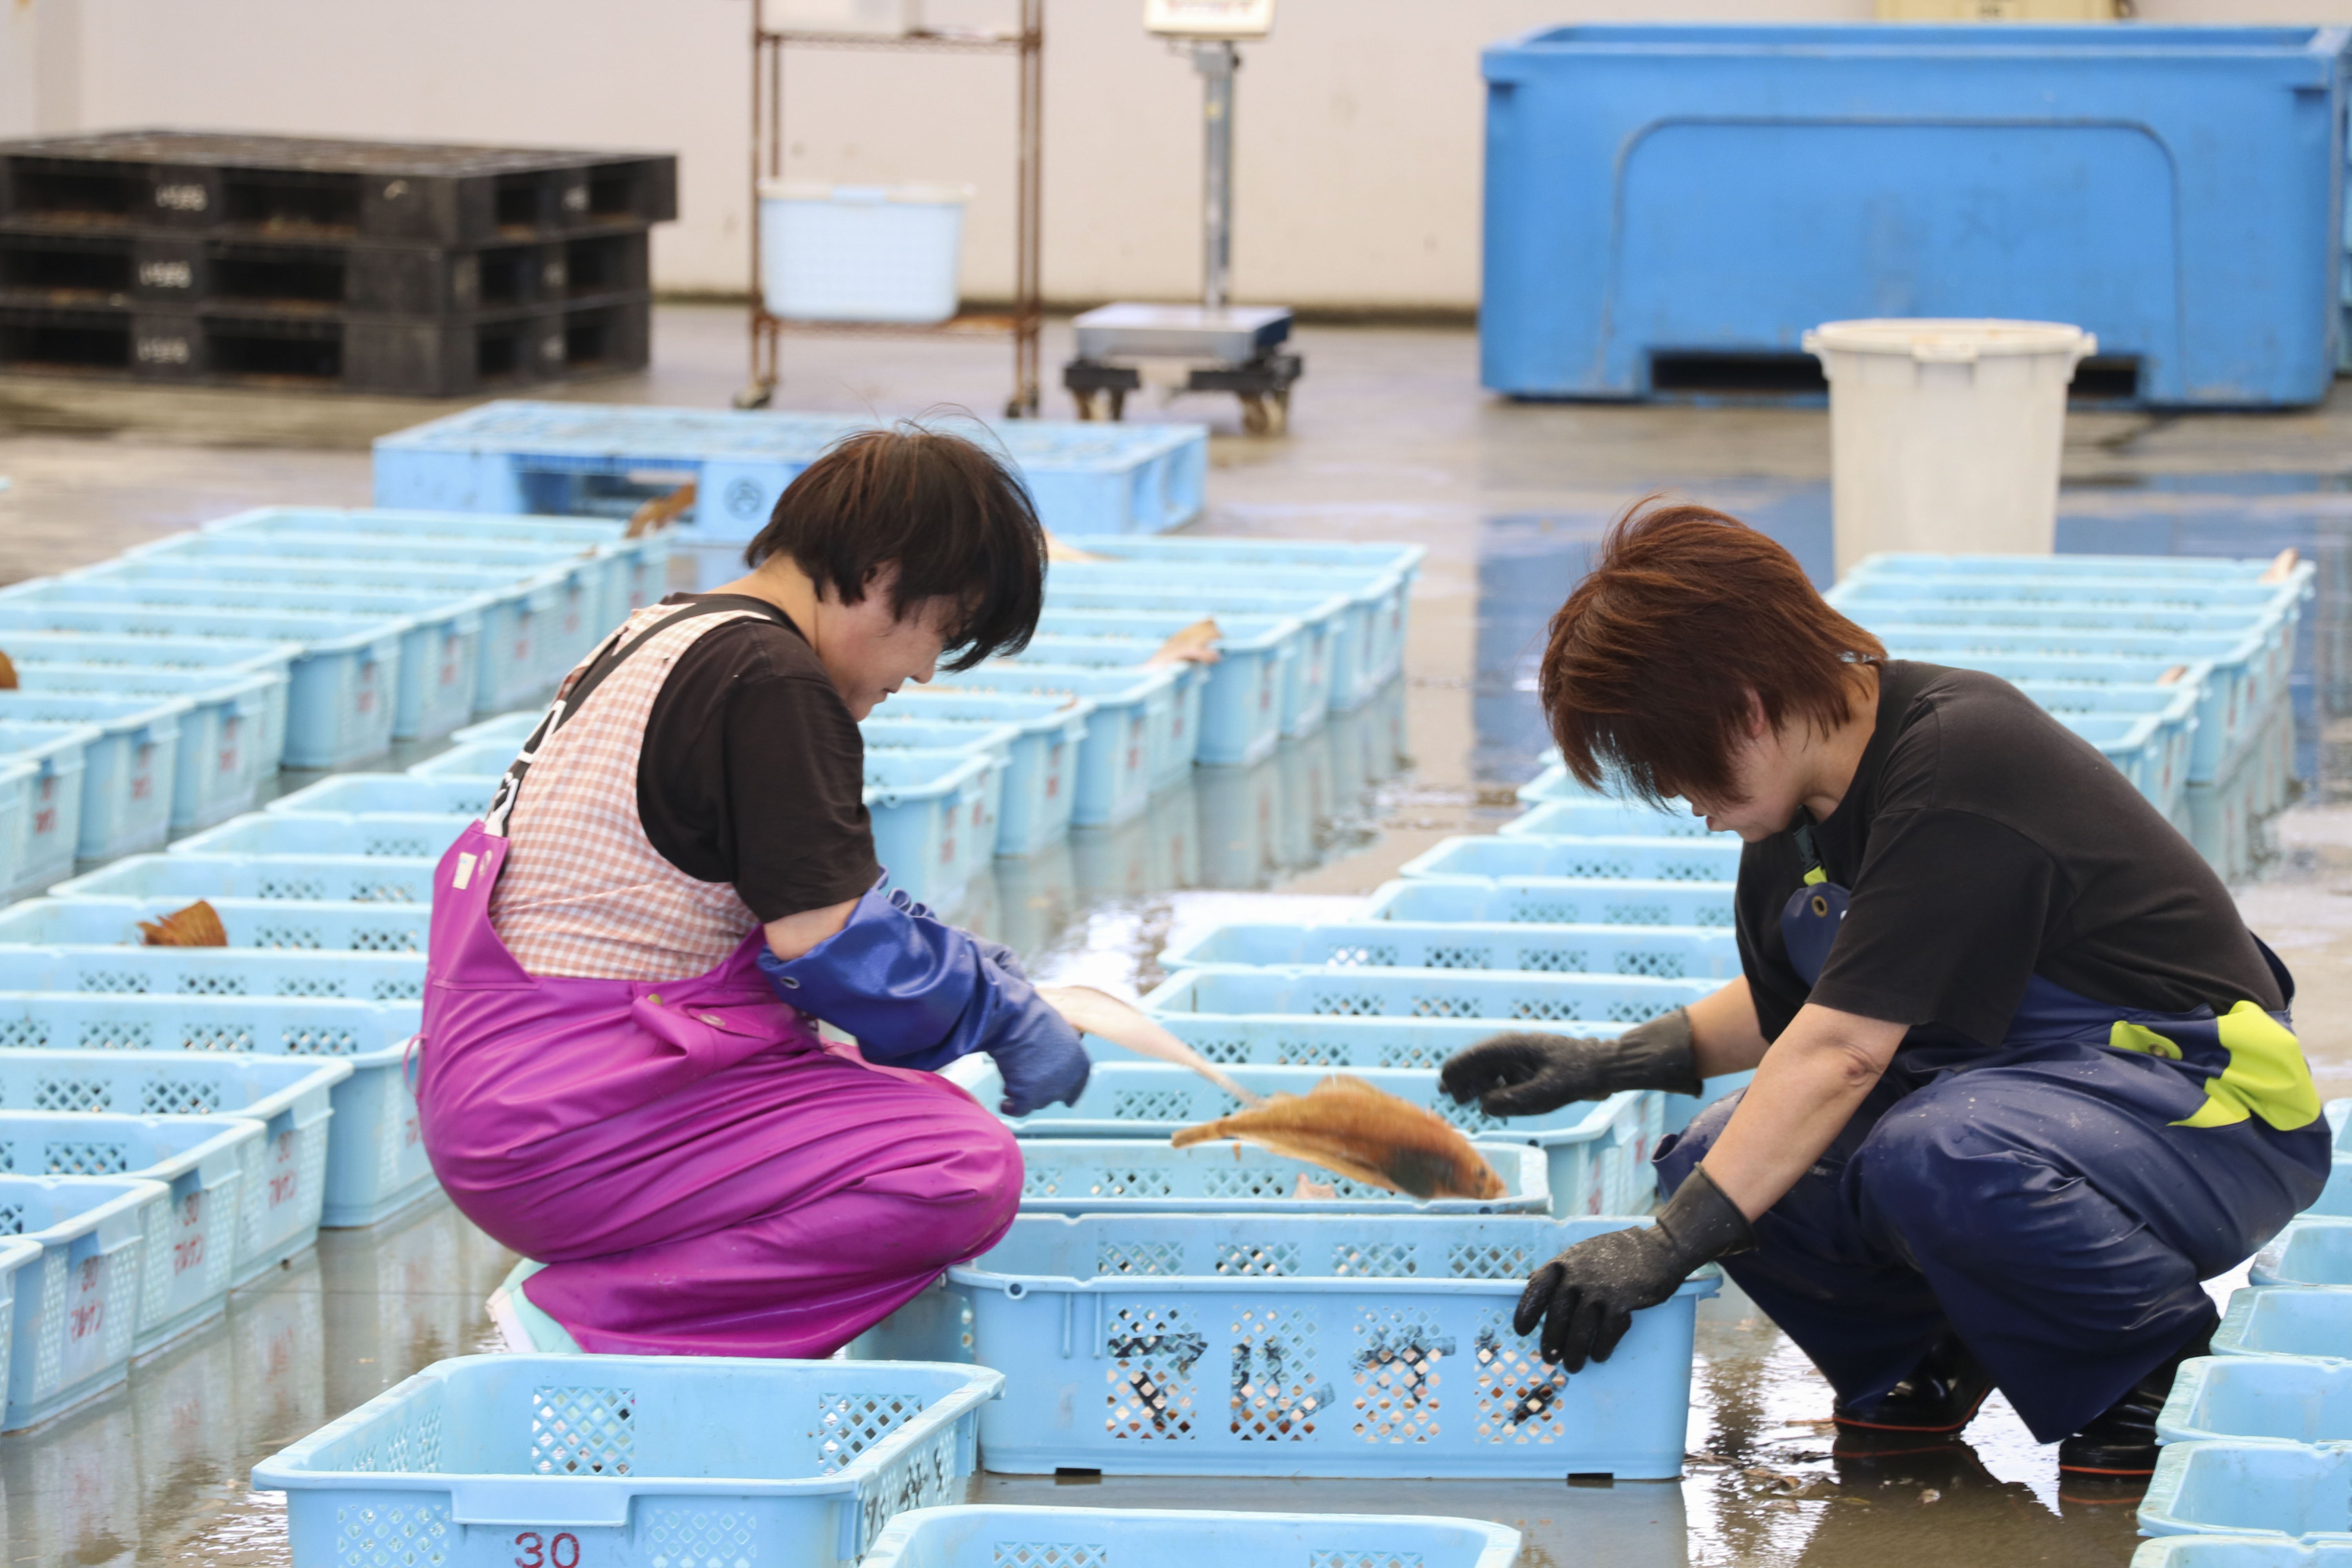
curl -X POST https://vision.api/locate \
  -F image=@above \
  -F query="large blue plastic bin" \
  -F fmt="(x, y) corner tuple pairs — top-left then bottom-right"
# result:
(0, 760), (41, 906)
(2143, 1440), (2352, 1543)
(1049, 583), (1375, 711)
(56, 853), (436, 906)
(198, 506), (669, 646)
(0, 694), (183, 862)
(1366, 875), (1737, 928)
(2253, 1218), (2352, 1287)
(0, 722), (93, 897)
(1050, 560), (1406, 692)
(15, 669), (279, 832)
(1161, 917), (1741, 983)
(0, 632), (296, 777)
(370, 399), (1209, 538)
(933, 665), (1184, 827)
(0, 1111), (250, 1357)
(864, 1213), (1713, 1478)
(1480, 24), (2352, 407)
(2160, 1356), (2352, 1447)
(0, 991), (428, 1229)
(1036, 608), (1334, 740)
(1143, 965), (1711, 1028)
(877, 691), (1091, 853)
(1003, 1134), (1550, 1215)
(864, 1505), (1520, 1568)
(0, 1175), (161, 1429)
(0, 603), (402, 769)
(1400, 834), (1744, 884)
(2216, 1287), (2352, 1364)
(862, 717), (1019, 758)
(171, 811), (470, 862)
(253, 1354), (1005, 1568)
(0, 1048), (343, 1285)
(1009, 621), (1293, 768)
(451, 710), (538, 748)
(1068, 1011), (1622, 1071)
(0, 1236), (38, 1427)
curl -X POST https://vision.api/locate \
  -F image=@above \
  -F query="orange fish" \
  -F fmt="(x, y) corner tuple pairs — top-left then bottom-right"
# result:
(1147, 618), (1222, 667)
(138, 899), (227, 947)
(1171, 1074), (1506, 1201)
(625, 481), (696, 539)
(0, 651), (16, 691)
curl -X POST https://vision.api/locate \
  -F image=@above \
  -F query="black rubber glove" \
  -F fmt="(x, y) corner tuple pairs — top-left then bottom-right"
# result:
(1516, 1166), (1755, 1371)
(1438, 1007), (1700, 1117)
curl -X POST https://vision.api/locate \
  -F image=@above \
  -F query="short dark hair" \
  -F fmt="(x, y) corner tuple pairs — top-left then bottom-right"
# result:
(745, 421), (1045, 672)
(1540, 500), (1884, 805)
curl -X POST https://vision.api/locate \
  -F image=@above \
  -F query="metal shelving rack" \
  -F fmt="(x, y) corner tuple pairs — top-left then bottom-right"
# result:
(742, 0), (1044, 416)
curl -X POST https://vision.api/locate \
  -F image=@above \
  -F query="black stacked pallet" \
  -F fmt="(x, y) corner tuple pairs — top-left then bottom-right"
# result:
(0, 131), (675, 396)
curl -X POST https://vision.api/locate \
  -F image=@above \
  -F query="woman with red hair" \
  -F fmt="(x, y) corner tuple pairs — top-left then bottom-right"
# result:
(1441, 503), (2326, 1483)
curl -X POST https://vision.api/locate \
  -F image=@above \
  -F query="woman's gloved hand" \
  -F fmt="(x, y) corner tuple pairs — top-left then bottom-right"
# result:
(1516, 1165), (1754, 1370)
(987, 1000), (1090, 1117)
(1438, 1007), (1700, 1117)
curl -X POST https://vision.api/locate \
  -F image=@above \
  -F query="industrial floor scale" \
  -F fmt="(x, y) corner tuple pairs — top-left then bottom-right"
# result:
(1064, 0), (1302, 435)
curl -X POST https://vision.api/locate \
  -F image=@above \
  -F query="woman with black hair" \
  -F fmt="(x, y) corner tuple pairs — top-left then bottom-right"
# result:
(416, 425), (1089, 1357)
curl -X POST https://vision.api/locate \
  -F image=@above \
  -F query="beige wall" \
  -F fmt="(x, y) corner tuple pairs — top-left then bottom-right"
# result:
(7, 0), (2352, 308)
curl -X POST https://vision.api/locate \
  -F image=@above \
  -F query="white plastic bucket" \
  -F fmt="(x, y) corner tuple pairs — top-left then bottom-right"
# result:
(758, 180), (973, 325)
(1804, 318), (2094, 579)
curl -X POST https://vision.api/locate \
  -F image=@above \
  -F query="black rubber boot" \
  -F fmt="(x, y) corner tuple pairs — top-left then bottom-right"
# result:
(1832, 1336), (1994, 1437)
(2056, 1329), (2212, 1482)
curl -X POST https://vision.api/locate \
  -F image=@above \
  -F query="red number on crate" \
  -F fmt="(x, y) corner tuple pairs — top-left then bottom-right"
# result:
(173, 1235), (204, 1275)
(513, 1534), (542, 1567)
(69, 1301), (101, 1340)
(269, 1171), (298, 1206)
(33, 808), (53, 836)
(180, 1193), (201, 1227)
(403, 1115), (421, 1148)
(131, 774), (151, 800)
(552, 1536), (581, 1568)
(511, 1533), (581, 1568)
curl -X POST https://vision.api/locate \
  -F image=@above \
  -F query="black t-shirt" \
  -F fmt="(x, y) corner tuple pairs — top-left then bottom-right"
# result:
(1736, 660), (2283, 1050)
(633, 594), (880, 922)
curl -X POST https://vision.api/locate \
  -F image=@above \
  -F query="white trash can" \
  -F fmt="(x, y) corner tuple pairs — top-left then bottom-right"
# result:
(1803, 318), (2095, 579)
(758, 181), (973, 325)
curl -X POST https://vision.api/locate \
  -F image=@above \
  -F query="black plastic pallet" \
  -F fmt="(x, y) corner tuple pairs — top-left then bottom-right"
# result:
(0, 295), (650, 396)
(0, 228), (648, 318)
(0, 131), (676, 245)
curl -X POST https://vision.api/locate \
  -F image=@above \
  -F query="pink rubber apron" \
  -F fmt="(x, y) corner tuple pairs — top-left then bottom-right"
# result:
(416, 606), (1021, 1357)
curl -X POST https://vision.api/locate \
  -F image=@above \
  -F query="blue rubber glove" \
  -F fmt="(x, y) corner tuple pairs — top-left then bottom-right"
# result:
(758, 881), (1089, 1116)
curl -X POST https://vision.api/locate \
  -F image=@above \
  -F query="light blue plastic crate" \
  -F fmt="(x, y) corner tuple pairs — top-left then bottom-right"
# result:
(6, 577), (486, 746)
(2252, 1218), (2352, 1287)
(999, 1132), (1550, 1214)
(0, 1048), (343, 1287)
(2143, 1441), (2352, 1544)
(0, 896), (430, 955)
(1160, 918), (1742, 983)
(1882, 649), (2237, 782)
(451, 710), (537, 748)
(2055, 706), (2194, 817)
(0, 603), (402, 769)
(1, 631), (297, 772)
(0, 1235), (36, 1428)
(1142, 965), (1712, 1028)
(171, 811), (470, 862)
(1400, 834), (1744, 884)
(1850, 552), (2311, 585)
(2215, 1287), (2352, 1365)
(0, 1111), (251, 1357)
(370, 399), (1209, 538)
(0, 760), (38, 909)
(1009, 624), (1292, 768)
(0, 1175), (160, 1430)
(0, 990), (427, 1229)
(199, 506), (669, 645)
(862, 718), (1020, 758)
(931, 665), (1183, 828)
(0, 723), (91, 898)
(1034, 608), (1332, 741)
(1501, 799), (1712, 838)
(0, 940), (422, 1003)
(863, 1505), (1520, 1568)
(253, 1353), (1006, 1568)
(2132, 1540), (2352, 1568)
(16, 668), (279, 832)
(1050, 559), (1408, 692)
(56, 853), (436, 906)
(2160, 1355), (2352, 1447)
(405, 741), (519, 781)
(1065, 1011), (1619, 1072)
(270, 775), (494, 819)
(1837, 568), (2312, 621)
(867, 1213), (1714, 1478)
(0, 694), (184, 862)
(1365, 875), (1737, 928)
(867, 749), (1000, 911)
(876, 692), (1090, 855)
(1048, 583), (1377, 712)
(956, 1059), (1661, 1218)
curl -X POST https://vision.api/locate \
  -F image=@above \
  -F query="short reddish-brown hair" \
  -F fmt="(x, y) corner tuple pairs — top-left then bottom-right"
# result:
(1541, 501), (1884, 804)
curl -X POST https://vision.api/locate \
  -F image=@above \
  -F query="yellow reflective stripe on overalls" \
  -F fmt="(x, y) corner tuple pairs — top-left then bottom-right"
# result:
(2107, 1003), (2323, 1132)
(1802, 867), (1827, 886)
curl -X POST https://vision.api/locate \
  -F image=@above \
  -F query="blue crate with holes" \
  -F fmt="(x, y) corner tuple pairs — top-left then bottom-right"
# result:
(1050, 561), (1405, 693)
(1048, 582), (1376, 713)
(0, 759), (40, 907)
(270, 775), (495, 819)
(1891, 648), (2239, 782)
(55, 853), (436, 906)
(1501, 799), (1713, 838)
(862, 719), (1020, 759)
(4, 634), (296, 781)
(0, 603), (403, 768)
(0, 722), (91, 898)
(0, 1111), (253, 1358)
(996, 1132), (1550, 1214)
(0, 1175), (163, 1430)
(1007, 626), (1292, 769)
(1, 576), (489, 746)
(1141, 965), (1712, 1029)
(170, 811), (471, 862)
(2143, 1441), (2352, 1545)
(2215, 1287), (2352, 1364)
(0, 1235), (36, 1423)
(0, 1049), (343, 1286)
(2253, 1218), (2352, 1287)
(0, 946), (420, 1004)
(2159, 1355), (2352, 1447)
(929, 666), (1182, 828)
(197, 506), (670, 652)
(849, 1213), (1714, 1478)
(862, 1504), (1519, 1568)
(370, 399), (1208, 538)
(1033, 606), (1329, 741)
(1399, 835), (1745, 884)
(0, 992), (426, 1229)
(954, 1060), (1661, 1219)
(1366, 876), (1736, 928)
(1159, 918), (1740, 983)
(404, 742), (515, 781)
(867, 750), (1002, 911)
(252, 1352), (1006, 1568)
(2133, 1540), (2352, 1567)
(0, 897), (430, 954)
(0, 694), (185, 862)
(876, 693), (1091, 855)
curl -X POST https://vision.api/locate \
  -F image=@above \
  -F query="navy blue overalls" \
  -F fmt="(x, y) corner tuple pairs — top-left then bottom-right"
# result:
(1654, 823), (2331, 1443)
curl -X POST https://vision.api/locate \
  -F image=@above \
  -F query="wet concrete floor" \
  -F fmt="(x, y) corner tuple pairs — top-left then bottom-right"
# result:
(1, 304), (2348, 1563)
